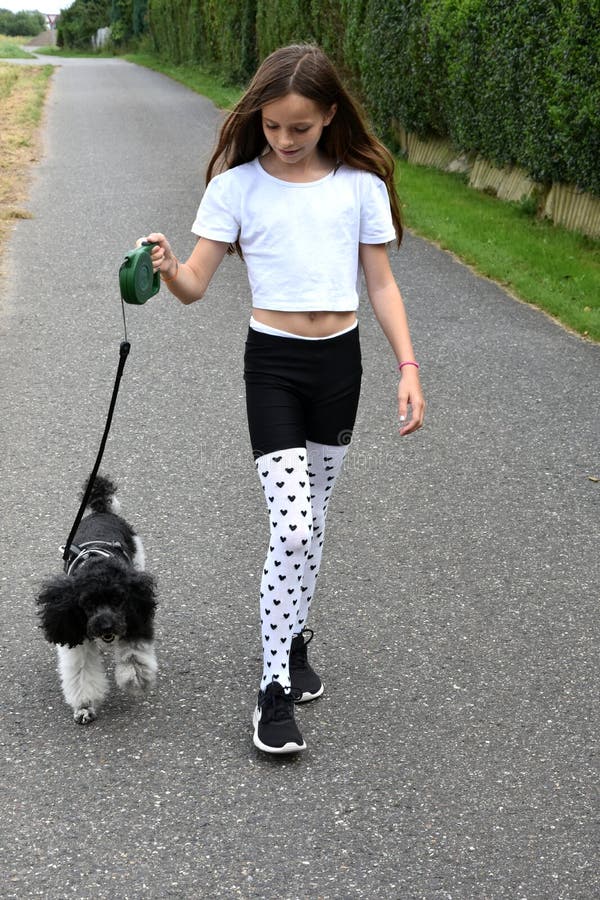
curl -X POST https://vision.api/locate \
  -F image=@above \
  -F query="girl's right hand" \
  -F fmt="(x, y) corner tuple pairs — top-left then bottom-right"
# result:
(136, 232), (176, 278)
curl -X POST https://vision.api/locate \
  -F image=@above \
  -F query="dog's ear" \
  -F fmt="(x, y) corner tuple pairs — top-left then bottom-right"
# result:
(36, 576), (87, 647)
(124, 571), (157, 641)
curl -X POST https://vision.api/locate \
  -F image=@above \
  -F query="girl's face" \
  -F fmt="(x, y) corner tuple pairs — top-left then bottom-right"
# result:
(261, 92), (337, 169)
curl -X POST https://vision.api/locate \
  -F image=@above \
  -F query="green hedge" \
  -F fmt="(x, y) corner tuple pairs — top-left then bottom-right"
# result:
(148, 0), (257, 83)
(60, 0), (600, 195)
(361, 0), (600, 194)
(255, 0), (364, 87)
(249, 0), (600, 194)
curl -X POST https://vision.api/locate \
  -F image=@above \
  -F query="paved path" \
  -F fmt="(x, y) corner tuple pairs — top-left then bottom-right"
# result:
(1, 58), (598, 899)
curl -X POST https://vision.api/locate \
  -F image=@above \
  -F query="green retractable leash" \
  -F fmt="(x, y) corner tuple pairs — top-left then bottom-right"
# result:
(62, 241), (160, 569)
(118, 240), (161, 308)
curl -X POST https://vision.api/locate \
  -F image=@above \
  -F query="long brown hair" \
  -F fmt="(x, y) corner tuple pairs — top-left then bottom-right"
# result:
(206, 44), (402, 246)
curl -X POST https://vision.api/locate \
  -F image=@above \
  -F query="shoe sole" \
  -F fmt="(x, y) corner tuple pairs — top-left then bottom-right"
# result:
(252, 707), (307, 754)
(295, 683), (324, 703)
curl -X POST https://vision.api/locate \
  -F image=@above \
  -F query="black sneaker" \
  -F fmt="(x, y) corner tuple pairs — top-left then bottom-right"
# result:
(252, 681), (307, 754)
(290, 629), (324, 702)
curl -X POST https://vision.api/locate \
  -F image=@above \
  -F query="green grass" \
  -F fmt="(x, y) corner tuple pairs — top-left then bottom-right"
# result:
(34, 46), (115, 58)
(0, 35), (36, 58)
(124, 52), (243, 110)
(396, 162), (600, 340)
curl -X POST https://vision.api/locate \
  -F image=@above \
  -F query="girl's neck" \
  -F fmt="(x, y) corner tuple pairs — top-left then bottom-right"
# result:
(259, 149), (334, 183)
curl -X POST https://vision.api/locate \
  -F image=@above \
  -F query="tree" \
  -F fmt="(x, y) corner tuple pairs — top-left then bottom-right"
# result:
(57, 0), (111, 49)
(0, 8), (47, 36)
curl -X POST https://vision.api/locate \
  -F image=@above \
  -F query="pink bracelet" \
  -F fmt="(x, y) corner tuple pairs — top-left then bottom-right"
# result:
(398, 361), (420, 371)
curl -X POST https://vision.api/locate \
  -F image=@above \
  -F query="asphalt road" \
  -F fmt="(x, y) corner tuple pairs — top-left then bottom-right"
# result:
(1, 57), (599, 899)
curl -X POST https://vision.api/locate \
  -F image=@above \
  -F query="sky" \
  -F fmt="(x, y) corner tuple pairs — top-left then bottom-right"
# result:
(1, 1), (73, 14)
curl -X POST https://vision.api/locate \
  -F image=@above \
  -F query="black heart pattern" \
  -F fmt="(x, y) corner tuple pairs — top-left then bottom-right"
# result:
(256, 445), (347, 690)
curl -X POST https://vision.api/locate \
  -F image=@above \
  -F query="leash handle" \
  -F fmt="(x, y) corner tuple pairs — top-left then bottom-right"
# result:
(62, 340), (131, 564)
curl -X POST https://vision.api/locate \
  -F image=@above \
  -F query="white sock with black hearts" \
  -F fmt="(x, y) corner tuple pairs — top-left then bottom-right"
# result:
(256, 448), (313, 690)
(295, 441), (348, 635)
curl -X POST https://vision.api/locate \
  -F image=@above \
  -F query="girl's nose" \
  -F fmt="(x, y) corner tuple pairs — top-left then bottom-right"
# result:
(279, 131), (295, 148)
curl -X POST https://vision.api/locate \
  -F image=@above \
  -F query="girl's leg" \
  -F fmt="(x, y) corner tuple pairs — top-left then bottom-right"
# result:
(295, 440), (348, 634)
(245, 325), (360, 747)
(255, 447), (313, 690)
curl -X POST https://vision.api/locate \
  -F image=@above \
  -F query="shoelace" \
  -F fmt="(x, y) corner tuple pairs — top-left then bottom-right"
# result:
(261, 683), (301, 721)
(290, 628), (314, 670)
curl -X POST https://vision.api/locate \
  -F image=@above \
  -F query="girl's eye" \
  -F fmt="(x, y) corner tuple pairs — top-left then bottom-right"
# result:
(264, 123), (310, 133)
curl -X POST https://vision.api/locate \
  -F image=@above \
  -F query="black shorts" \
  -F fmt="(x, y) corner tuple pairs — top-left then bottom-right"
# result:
(244, 325), (362, 459)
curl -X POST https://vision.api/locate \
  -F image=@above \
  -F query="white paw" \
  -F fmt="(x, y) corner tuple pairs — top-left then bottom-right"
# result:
(115, 662), (155, 694)
(74, 706), (97, 724)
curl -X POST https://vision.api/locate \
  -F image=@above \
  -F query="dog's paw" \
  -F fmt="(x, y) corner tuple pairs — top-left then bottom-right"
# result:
(74, 705), (97, 725)
(115, 662), (155, 695)
(115, 645), (158, 695)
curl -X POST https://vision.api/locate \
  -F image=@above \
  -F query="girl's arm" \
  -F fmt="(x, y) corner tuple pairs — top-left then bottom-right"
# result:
(359, 242), (425, 436)
(141, 232), (230, 305)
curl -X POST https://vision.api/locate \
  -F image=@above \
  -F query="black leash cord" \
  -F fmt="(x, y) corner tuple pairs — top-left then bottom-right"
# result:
(62, 338), (131, 563)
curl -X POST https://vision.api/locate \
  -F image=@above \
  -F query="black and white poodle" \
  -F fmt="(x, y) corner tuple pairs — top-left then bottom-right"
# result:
(37, 475), (158, 724)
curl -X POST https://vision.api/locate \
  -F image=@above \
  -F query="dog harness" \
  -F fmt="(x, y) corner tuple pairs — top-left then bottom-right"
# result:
(61, 541), (132, 576)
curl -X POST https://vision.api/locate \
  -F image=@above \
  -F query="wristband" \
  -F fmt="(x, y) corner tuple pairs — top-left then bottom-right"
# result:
(398, 361), (419, 371)
(161, 257), (179, 283)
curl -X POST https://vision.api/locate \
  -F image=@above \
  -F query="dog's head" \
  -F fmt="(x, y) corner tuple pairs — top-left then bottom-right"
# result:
(37, 558), (157, 647)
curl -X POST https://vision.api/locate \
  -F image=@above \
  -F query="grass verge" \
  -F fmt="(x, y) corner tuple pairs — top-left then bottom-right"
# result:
(34, 46), (114, 58)
(396, 162), (600, 340)
(0, 33), (36, 58)
(0, 61), (54, 260)
(124, 52), (243, 110)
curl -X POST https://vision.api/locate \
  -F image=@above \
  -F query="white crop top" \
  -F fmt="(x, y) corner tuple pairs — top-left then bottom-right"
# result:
(191, 158), (396, 311)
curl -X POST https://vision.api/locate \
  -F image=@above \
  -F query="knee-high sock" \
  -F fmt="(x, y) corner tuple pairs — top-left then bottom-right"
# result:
(295, 441), (348, 635)
(256, 448), (313, 690)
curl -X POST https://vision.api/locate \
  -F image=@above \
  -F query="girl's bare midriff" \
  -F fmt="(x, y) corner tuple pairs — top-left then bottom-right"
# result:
(252, 308), (357, 338)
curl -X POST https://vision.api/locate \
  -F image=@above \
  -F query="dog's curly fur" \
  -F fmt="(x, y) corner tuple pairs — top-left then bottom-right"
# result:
(37, 475), (158, 724)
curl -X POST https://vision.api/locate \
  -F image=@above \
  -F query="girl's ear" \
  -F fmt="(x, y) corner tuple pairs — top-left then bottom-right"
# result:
(324, 103), (337, 127)
(36, 577), (87, 647)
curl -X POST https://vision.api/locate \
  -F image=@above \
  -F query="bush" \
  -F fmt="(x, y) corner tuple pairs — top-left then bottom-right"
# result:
(360, 0), (600, 194)
(57, 0), (111, 49)
(0, 8), (46, 36)
(361, 0), (447, 142)
(110, 0), (134, 45)
(148, 0), (257, 83)
(548, 0), (600, 192)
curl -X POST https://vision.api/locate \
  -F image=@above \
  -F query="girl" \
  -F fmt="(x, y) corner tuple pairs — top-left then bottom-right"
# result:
(141, 44), (425, 755)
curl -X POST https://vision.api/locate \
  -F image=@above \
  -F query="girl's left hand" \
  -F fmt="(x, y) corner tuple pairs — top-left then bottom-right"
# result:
(398, 370), (425, 436)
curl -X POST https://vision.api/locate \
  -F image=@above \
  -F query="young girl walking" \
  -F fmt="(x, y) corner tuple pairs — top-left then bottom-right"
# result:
(140, 44), (425, 754)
